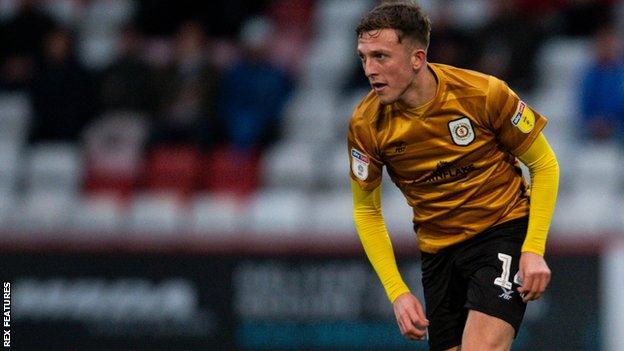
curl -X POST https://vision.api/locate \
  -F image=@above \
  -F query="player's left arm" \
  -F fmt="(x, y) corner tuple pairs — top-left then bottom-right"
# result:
(517, 132), (560, 302)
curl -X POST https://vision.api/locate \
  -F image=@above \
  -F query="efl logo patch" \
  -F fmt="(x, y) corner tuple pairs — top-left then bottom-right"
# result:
(448, 117), (475, 146)
(511, 101), (535, 134)
(351, 148), (370, 180)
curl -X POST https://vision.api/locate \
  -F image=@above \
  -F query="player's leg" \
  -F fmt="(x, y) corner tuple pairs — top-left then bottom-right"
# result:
(461, 309), (514, 351)
(421, 250), (467, 351)
(458, 218), (529, 350)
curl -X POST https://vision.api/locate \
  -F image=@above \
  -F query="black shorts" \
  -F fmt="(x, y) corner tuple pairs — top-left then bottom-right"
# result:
(421, 217), (528, 351)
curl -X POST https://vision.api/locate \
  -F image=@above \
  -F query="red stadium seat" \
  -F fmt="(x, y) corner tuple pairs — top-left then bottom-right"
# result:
(83, 140), (143, 200)
(82, 111), (149, 201)
(84, 166), (137, 200)
(143, 144), (201, 198)
(202, 146), (260, 197)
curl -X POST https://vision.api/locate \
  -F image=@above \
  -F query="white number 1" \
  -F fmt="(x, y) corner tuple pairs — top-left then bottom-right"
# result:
(494, 253), (513, 289)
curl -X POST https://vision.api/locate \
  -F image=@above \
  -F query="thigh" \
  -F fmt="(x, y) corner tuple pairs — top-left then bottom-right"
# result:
(460, 219), (528, 335)
(421, 251), (467, 351)
(462, 310), (515, 351)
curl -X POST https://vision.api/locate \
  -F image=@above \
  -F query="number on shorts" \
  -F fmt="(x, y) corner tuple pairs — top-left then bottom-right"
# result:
(494, 253), (513, 290)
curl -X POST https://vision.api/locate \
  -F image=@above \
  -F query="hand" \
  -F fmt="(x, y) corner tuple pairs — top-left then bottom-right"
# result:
(517, 252), (551, 303)
(392, 292), (429, 340)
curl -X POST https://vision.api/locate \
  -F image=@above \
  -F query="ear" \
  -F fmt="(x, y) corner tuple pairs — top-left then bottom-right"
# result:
(410, 48), (427, 71)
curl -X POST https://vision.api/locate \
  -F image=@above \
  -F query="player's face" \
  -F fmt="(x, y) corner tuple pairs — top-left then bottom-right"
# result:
(357, 29), (419, 105)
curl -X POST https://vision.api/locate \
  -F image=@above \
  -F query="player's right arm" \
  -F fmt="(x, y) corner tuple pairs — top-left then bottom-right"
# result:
(351, 179), (429, 339)
(348, 101), (428, 339)
(351, 179), (409, 301)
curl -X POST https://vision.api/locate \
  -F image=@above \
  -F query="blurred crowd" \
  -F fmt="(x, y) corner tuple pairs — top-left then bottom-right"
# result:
(0, 0), (623, 235)
(0, 0), (305, 147)
(0, 0), (307, 198)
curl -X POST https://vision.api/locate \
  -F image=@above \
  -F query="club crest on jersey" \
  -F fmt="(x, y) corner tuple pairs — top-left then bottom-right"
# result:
(511, 101), (535, 134)
(448, 117), (475, 146)
(351, 148), (370, 180)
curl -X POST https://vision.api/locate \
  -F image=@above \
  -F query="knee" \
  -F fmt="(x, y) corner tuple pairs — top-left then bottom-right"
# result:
(476, 333), (510, 350)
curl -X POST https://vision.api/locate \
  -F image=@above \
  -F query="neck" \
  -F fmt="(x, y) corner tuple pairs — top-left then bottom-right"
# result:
(399, 63), (437, 108)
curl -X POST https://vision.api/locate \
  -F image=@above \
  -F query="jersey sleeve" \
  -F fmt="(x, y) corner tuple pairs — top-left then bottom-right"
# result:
(347, 114), (383, 191)
(517, 133), (559, 255)
(486, 77), (548, 156)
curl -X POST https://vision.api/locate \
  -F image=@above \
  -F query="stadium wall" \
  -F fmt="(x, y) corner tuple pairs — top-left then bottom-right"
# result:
(0, 232), (604, 351)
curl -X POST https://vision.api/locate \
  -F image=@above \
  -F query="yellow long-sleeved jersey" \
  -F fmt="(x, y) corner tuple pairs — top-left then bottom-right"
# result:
(349, 63), (549, 253)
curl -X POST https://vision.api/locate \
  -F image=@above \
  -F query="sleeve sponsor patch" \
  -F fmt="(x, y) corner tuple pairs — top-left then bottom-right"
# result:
(351, 148), (370, 181)
(511, 101), (535, 134)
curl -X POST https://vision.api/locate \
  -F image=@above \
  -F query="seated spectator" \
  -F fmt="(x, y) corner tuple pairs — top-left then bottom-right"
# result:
(476, 1), (547, 93)
(0, 0), (56, 91)
(560, 0), (613, 37)
(98, 25), (156, 114)
(219, 16), (292, 151)
(148, 20), (221, 150)
(578, 25), (624, 142)
(29, 26), (95, 143)
(265, 0), (313, 75)
(427, 14), (479, 71)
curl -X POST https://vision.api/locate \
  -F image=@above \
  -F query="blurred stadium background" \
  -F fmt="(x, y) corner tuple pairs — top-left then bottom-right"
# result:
(1, 0), (624, 350)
